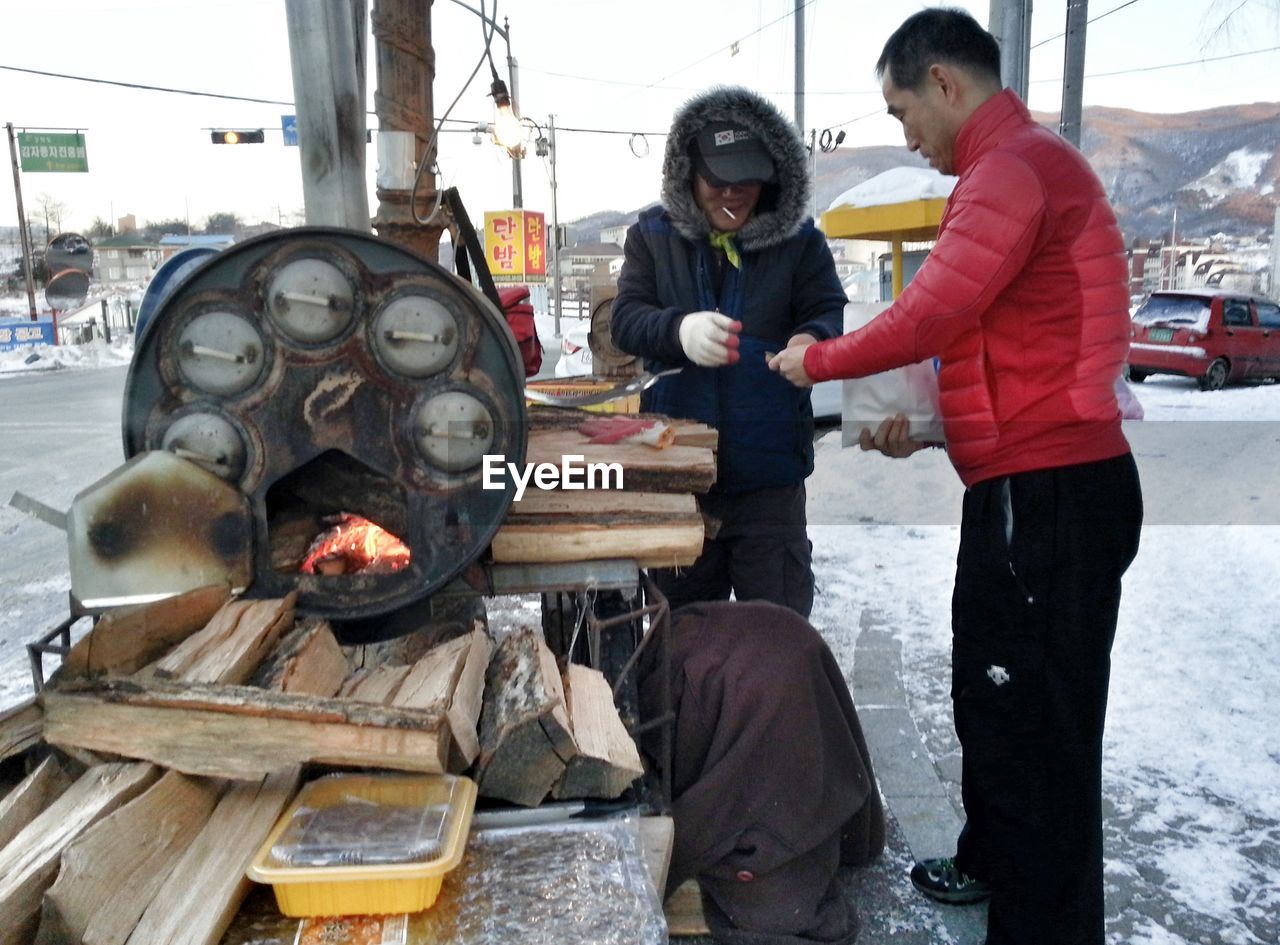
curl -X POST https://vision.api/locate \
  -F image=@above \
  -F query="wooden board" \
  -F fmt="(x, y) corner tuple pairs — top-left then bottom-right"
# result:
(528, 409), (719, 450)
(0, 755), (73, 851)
(491, 519), (704, 569)
(147, 594), (296, 685)
(507, 489), (698, 517)
(336, 663), (412, 703)
(524, 429), (716, 494)
(554, 663), (643, 800)
(56, 584), (233, 681)
(665, 879), (711, 936)
(36, 770), (222, 945)
(125, 766), (300, 945)
(0, 697), (43, 764)
(638, 815), (675, 906)
(42, 678), (450, 780)
(392, 628), (494, 769)
(0, 762), (158, 945)
(252, 619), (349, 697)
(475, 628), (576, 807)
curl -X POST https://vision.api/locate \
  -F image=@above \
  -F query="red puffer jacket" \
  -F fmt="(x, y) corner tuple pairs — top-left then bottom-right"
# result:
(804, 89), (1131, 487)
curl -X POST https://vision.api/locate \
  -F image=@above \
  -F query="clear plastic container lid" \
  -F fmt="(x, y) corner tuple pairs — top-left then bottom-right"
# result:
(254, 773), (471, 874)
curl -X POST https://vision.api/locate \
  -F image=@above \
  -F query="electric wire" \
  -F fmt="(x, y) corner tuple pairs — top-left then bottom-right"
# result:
(626, 0), (819, 96)
(1031, 0), (1146, 50)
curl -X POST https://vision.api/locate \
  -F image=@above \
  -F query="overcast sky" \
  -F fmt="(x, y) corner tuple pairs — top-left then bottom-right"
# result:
(3, 0), (1279, 235)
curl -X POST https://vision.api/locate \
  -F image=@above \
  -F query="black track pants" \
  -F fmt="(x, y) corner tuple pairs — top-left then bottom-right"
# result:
(951, 453), (1142, 945)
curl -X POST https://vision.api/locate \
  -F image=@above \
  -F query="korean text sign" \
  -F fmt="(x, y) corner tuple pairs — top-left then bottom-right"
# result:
(484, 210), (547, 284)
(17, 132), (89, 173)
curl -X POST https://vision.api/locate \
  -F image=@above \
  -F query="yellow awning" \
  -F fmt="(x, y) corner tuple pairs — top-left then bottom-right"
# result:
(818, 197), (947, 243)
(818, 197), (947, 298)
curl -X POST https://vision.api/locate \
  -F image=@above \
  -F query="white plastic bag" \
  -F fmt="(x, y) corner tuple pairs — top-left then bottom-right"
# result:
(839, 302), (945, 445)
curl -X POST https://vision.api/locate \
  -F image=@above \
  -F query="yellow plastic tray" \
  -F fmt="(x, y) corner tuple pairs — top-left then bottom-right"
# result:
(247, 773), (476, 917)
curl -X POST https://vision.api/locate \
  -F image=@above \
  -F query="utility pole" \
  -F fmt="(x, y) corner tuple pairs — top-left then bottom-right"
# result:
(284, 0), (370, 229)
(1271, 207), (1280, 301)
(794, 0), (805, 134)
(371, 0), (445, 260)
(549, 114), (561, 336)
(506, 18), (523, 210)
(989, 0), (1031, 99)
(5, 123), (38, 320)
(1059, 0), (1088, 148)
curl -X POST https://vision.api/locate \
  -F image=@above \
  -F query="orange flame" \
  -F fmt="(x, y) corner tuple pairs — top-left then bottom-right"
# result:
(300, 513), (411, 575)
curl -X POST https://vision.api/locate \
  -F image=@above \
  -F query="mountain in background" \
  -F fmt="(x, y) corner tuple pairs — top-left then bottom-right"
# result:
(569, 101), (1280, 246)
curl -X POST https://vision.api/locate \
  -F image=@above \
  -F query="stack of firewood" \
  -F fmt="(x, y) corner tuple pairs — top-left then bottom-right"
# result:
(490, 413), (716, 568)
(0, 583), (645, 945)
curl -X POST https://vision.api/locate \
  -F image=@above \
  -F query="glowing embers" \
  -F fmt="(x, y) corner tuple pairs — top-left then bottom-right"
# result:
(299, 513), (411, 576)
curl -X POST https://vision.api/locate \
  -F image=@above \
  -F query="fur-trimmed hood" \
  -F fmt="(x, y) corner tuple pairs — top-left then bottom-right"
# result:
(661, 86), (811, 253)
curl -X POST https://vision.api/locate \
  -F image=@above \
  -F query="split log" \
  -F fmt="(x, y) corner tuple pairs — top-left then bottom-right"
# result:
(554, 663), (643, 800)
(475, 628), (576, 807)
(528, 408), (719, 450)
(0, 697), (43, 764)
(492, 517), (704, 569)
(392, 626), (494, 769)
(125, 766), (300, 945)
(251, 618), (349, 697)
(35, 770), (222, 945)
(336, 663), (412, 703)
(0, 762), (158, 945)
(42, 677), (450, 779)
(508, 489), (698, 517)
(494, 489), (704, 567)
(523, 428), (716, 494)
(56, 584), (234, 681)
(145, 593), (297, 685)
(0, 755), (74, 851)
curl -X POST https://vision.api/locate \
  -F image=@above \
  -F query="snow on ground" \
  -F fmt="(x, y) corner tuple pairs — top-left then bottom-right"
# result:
(807, 375), (1280, 943)
(0, 334), (134, 375)
(1, 340), (1277, 942)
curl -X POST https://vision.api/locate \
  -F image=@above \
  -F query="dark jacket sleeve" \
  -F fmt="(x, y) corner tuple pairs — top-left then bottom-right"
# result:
(788, 226), (846, 342)
(611, 223), (691, 365)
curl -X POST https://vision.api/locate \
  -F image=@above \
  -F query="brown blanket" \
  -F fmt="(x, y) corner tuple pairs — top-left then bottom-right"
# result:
(640, 600), (885, 945)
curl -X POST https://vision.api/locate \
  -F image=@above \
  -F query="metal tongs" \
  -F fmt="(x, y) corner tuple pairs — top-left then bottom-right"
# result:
(524, 368), (682, 408)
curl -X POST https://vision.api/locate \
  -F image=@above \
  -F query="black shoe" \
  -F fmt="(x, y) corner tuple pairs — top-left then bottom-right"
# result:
(910, 857), (992, 904)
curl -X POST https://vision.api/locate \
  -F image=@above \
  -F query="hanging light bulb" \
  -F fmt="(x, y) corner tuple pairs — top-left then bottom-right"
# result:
(489, 78), (526, 158)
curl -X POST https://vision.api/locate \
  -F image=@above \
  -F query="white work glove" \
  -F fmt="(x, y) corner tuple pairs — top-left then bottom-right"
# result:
(678, 311), (742, 367)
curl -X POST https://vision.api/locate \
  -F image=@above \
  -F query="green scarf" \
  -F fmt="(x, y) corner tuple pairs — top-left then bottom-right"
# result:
(708, 231), (741, 269)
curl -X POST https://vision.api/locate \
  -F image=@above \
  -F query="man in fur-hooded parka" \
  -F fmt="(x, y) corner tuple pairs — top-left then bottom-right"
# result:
(611, 85), (846, 616)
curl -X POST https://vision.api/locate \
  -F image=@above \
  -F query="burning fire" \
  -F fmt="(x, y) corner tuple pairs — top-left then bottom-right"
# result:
(300, 512), (411, 576)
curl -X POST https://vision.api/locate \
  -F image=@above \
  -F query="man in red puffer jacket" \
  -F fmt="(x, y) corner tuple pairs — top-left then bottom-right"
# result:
(772, 9), (1142, 945)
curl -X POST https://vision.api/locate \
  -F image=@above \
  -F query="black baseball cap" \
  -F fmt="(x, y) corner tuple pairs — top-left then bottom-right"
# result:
(692, 121), (776, 186)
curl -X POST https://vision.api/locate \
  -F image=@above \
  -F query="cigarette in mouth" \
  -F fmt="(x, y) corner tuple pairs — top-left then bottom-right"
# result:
(721, 206), (736, 220)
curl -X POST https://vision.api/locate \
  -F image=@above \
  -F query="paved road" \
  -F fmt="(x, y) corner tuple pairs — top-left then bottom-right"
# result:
(0, 365), (129, 705)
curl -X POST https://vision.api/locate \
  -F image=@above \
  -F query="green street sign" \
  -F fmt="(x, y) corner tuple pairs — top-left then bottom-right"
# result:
(18, 132), (89, 172)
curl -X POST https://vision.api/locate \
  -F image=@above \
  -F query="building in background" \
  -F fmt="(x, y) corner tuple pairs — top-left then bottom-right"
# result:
(94, 233), (162, 284)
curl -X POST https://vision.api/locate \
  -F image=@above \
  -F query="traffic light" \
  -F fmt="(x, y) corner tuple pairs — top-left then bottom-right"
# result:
(211, 129), (265, 145)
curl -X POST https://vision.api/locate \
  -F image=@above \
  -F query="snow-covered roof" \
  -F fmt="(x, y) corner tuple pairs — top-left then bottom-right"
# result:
(827, 166), (957, 213)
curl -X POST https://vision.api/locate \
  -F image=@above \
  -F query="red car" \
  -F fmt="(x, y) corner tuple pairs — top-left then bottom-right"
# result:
(1128, 289), (1280, 390)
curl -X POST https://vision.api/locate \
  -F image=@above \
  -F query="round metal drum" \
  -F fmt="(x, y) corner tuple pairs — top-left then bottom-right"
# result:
(123, 227), (528, 624)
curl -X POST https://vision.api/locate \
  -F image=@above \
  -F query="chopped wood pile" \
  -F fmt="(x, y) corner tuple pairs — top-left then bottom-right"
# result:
(489, 413), (716, 569)
(1, 584), (649, 945)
